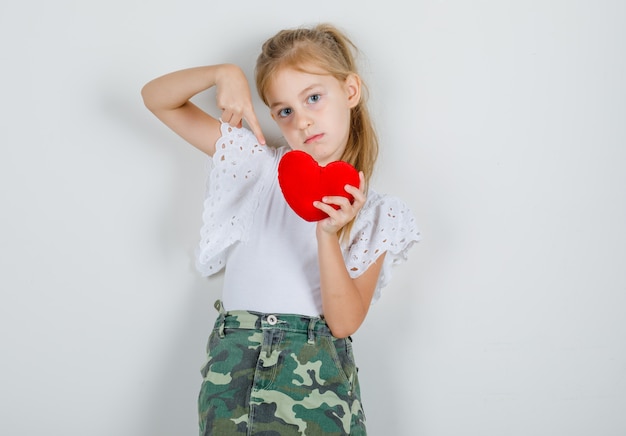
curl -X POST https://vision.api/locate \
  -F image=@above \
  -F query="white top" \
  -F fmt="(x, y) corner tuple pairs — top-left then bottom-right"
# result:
(196, 123), (421, 316)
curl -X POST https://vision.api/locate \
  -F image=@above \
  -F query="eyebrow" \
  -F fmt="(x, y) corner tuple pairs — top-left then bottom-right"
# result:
(269, 84), (322, 110)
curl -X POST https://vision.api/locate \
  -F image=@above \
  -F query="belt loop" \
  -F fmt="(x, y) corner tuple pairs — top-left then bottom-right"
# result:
(265, 329), (274, 358)
(218, 318), (225, 338)
(214, 299), (225, 314)
(214, 299), (226, 338)
(307, 317), (317, 344)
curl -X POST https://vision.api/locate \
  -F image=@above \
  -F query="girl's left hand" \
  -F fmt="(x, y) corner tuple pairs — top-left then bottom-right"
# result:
(314, 171), (366, 236)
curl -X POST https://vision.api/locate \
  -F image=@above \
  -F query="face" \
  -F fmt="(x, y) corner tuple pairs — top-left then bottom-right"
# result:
(265, 67), (361, 166)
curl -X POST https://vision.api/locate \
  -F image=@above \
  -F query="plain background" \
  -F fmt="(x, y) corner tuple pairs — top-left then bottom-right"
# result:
(1, 0), (625, 435)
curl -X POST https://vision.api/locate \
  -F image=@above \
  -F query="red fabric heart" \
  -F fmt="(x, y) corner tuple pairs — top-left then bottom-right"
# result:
(278, 150), (360, 222)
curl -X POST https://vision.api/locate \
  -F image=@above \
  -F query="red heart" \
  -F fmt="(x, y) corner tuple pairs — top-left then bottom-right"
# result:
(278, 150), (360, 222)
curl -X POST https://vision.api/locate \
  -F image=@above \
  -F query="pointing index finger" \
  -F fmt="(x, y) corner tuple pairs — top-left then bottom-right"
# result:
(244, 109), (266, 145)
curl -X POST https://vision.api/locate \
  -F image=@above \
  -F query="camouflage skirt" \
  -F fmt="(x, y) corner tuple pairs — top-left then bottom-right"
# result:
(198, 300), (366, 435)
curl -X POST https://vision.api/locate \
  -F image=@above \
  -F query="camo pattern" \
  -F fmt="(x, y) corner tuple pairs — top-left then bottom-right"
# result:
(198, 301), (366, 435)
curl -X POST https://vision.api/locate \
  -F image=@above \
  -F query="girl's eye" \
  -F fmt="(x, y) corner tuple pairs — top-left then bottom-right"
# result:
(307, 94), (321, 104)
(277, 107), (292, 118)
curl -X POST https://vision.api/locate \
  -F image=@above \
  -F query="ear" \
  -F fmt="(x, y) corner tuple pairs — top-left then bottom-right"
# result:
(344, 73), (362, 109)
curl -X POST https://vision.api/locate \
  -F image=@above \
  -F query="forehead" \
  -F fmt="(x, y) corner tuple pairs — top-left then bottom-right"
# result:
(265, 67), (340, 102)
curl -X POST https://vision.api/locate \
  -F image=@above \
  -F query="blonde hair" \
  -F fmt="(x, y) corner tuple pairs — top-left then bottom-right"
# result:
(255, 23), (379, 238)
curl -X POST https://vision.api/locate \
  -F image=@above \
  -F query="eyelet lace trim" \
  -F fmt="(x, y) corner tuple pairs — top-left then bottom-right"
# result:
(195, 123), (274, 275)
(345, 190), (421, 303)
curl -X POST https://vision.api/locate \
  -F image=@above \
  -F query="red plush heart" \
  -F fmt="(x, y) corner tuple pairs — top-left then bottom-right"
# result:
(278, 150), (360, 222)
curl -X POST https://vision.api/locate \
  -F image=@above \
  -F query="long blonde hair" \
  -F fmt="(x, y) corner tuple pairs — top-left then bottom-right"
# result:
(255, 23), (379, 238)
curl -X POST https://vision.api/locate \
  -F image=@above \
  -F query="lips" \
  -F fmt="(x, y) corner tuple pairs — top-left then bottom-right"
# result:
(304, 133), (324, 144)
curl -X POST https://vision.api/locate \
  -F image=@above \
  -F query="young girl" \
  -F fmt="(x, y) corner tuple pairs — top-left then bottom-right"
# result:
(142, 23), (420, 436)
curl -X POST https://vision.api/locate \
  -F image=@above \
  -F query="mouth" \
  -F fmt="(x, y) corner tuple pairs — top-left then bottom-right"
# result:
(304, 133), (324, 144)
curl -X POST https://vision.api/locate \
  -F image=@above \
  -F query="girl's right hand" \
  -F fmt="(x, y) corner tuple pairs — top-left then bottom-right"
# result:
(215, 64), (266, 145)
(142, 63), (265, 156)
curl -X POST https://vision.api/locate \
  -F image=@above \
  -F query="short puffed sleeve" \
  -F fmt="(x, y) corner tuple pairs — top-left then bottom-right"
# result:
(344, 189), (421, 303)
(195, 123), (278, 276)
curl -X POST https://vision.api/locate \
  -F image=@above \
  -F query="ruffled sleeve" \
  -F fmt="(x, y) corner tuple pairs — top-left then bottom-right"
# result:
(195, 123), (277, 276)
(344, 189), (421, 303)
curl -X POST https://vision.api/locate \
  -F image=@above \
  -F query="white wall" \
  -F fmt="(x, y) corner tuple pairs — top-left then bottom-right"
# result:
(1, 1), (625, 435)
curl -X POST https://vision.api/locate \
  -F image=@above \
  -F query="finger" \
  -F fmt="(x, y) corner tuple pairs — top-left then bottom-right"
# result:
(230, 109), (244, 128)
(344, 184), (361, 198)
(314, 203), (351, 232)
(313, 200), (339, 216)
(220, 109), (232, 124)
(221, 108), (242, 127)
(222, 110), (241, 126)
(321, 195), (353, 209)
(243, 109), (266, 145)
(316, 200), (354, 227)
(345, 172), (365, 194)
(347, 173), (367, 203)
(345, 185), (366, 206)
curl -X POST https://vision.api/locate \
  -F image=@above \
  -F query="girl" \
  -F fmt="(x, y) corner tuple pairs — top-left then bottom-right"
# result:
(142, 23), (420, 436)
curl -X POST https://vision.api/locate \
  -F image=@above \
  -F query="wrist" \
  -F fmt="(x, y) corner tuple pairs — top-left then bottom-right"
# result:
(316, 225), (340, 243)
(214, 63), (241, 83)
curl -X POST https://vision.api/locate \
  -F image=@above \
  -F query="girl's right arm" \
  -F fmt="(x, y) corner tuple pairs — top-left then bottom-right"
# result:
(141, 64), (265, 156)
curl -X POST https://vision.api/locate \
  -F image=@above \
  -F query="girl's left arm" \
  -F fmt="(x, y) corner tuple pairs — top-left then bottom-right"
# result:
(317, 232), (385, 338)
(314, 173), (386, 338)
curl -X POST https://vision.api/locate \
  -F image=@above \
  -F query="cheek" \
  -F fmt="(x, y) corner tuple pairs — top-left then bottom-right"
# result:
(276, 117), (298, 134)
(274, 123), (298, 147)
(334, 108), (352, 133)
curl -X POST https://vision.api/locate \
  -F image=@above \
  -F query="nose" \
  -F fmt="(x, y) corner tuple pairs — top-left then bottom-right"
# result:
(295, 111), (313, 130)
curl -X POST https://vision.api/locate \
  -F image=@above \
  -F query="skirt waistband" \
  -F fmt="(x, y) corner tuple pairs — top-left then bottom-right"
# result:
(212, 300), (332, 338)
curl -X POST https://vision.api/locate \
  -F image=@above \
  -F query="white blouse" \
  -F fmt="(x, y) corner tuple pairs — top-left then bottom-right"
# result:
(195, 123), (420, 316)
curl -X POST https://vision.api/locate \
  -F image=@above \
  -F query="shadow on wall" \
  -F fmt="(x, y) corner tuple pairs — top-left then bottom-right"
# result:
(99, 81), (223, 435)
(355, 296), (403, 435)
(138, 278), (219, 436)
